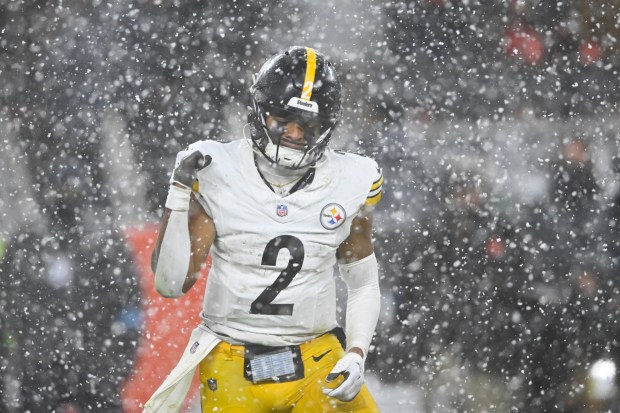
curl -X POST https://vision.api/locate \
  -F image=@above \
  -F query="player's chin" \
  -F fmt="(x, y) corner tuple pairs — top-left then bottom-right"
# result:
(279, 141), (307, 151)
(277, 136), (309, 150)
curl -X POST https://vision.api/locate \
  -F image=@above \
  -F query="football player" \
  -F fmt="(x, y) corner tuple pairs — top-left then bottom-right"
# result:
(147, 46), (383, 412)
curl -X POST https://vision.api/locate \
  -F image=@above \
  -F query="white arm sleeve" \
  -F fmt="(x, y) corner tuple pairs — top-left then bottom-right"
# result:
(154, 187), (192, 297)
(338, 253), (381, 358)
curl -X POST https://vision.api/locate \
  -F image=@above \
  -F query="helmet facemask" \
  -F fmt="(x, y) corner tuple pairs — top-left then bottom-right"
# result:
(251, 101), (335, 169)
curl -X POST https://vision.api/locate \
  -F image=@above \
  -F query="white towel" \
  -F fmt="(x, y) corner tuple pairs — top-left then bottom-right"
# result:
(143, 325), (221, 412)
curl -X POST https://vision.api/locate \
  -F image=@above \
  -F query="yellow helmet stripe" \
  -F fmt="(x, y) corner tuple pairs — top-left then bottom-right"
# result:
(301, 47), (317, 101)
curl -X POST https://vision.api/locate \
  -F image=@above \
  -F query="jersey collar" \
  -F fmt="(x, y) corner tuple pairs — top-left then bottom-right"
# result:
(242, 139), (329, 198)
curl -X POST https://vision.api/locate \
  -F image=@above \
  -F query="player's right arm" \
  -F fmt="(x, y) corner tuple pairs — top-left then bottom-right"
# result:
(151, 150), (215, 297)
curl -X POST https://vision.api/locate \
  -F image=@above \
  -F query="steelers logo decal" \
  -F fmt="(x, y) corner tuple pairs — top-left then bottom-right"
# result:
(320, 203), (347, 230)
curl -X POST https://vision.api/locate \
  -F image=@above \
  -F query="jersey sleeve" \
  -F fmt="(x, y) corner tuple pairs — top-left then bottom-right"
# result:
(364, 163), (383, 207)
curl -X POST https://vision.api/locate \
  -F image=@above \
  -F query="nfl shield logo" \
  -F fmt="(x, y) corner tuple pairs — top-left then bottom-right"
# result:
(276, 204), (288, 217)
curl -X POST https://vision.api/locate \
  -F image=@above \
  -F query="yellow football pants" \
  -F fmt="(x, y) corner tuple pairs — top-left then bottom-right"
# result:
(198, 333), (380, 412)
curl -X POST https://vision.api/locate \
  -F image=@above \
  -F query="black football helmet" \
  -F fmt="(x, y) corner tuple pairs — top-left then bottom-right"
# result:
(248, 46), (342, 169)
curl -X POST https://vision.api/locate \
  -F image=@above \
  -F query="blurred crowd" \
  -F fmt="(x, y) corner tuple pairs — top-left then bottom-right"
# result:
(379, 0), (620, 120)
(1, 0), (620, 412)
(369, 124), (620, 412)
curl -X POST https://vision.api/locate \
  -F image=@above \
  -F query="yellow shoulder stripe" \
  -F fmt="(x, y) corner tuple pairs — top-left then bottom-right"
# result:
(365, 168), (383, 207)
(365, 192), (382, 206)
(371, 175), (384, 191)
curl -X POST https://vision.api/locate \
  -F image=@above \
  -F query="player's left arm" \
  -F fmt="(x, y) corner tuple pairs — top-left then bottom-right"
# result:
(336, 162), (383, 356)
(325, 187), (382, 401)
(335, 210), (381, 358)
(336, 212), (374, 265)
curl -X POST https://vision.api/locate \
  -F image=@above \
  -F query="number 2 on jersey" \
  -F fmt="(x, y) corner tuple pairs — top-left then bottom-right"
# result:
(250, 235), (304, 316)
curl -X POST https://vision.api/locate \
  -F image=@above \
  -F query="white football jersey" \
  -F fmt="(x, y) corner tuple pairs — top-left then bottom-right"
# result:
(173, 139), (383, 346)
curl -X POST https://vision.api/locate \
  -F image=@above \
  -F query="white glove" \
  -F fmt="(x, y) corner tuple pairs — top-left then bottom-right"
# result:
(322, 352), (364, 402)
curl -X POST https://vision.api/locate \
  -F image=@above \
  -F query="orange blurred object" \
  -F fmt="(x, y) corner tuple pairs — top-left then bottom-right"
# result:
(486, 236), (506, 260)
(579, 39), (604, 66)
(503, 26), (545, 65)
(120, 224), (209, 412)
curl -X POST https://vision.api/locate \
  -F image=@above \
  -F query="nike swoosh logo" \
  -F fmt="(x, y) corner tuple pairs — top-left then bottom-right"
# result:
(312, 350), (332, 362)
